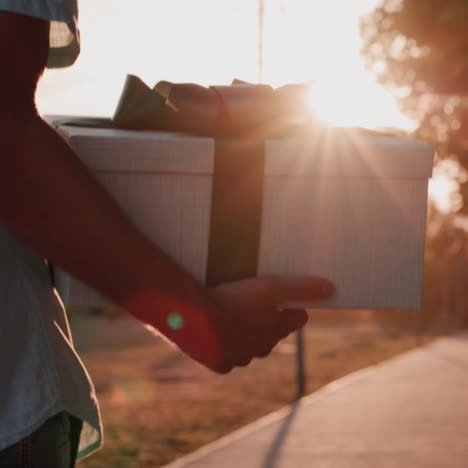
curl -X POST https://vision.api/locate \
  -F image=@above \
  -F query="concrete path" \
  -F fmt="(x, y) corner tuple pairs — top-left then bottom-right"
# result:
(164, 333), (468, 468)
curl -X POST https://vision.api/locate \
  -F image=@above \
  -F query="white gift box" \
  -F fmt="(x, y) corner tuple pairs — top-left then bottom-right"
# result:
(52, 123), (433, 310)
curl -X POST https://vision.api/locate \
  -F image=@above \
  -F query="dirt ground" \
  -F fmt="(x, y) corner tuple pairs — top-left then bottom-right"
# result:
(73, 309), (424, 468)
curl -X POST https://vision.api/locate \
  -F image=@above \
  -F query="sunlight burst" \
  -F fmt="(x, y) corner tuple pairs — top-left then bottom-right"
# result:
(38, 0), (411, 133)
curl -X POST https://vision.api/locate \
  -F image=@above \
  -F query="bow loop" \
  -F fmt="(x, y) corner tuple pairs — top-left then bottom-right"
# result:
(112, 75), (315, 138)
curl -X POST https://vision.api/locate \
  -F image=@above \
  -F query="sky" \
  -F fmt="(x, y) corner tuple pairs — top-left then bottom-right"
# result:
(37, 0), (411, 129)
(36, 0), (453, 210)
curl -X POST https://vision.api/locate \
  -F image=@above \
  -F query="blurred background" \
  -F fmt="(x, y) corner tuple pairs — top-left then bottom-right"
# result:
(36, 1), (468, 466)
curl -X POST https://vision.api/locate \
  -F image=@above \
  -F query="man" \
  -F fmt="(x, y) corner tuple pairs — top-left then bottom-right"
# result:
(0, 3), (334, 466)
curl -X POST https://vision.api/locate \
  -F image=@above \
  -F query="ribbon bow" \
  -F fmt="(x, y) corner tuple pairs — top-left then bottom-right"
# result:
(112, 75), (315, 138)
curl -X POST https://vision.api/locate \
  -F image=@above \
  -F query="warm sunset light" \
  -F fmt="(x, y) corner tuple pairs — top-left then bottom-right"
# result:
(307, 81), (412, 129)
(31, 0), (448, 317)
(5, 4), (467, 466)
(37, 0), (411, 131)
(36, 0), (446, 209)
(429, 159), (463, 213)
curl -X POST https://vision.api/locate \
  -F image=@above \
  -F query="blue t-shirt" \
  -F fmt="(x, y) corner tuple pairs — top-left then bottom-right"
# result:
(0, 0), (80, 68)
(0, 226), (103, 459)
(0, 2), (102, 459)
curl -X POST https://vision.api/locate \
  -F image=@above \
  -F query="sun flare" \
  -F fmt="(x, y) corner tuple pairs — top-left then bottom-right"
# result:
(35, 1), (451, 213)
(307, 80), (415, 130)
(38, 0), (409, 133)
(259, 0), (412, 130)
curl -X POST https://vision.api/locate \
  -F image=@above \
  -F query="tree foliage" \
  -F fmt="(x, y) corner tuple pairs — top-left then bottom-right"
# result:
(361, 0), (468, 213)
(362, 0), (468, 96)
(361, 1), (468, 329)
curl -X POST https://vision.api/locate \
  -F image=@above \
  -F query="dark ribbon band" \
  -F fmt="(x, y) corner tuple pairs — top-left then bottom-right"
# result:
(206, 138), (265, 287)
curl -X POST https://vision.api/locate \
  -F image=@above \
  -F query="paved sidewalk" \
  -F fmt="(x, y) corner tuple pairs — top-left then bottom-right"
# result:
(164, 333), (468, 468)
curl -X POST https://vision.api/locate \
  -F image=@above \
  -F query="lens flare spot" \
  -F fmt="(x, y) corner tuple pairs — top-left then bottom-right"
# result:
(167, 312), (184, 330)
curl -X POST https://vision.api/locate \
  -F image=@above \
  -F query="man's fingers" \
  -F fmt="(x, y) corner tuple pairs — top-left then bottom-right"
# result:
(270, 276), (334, 304)
(204, 276), (332, 374)
(252, 309), (307, 359)
(215, 361), (234, 374)
(276, 309), (308, 339)
(255, 344), (275, 358)
(236, 356), (253, 367)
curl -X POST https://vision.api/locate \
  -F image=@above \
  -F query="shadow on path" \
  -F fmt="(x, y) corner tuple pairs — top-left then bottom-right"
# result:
(262, 402), (300, 468)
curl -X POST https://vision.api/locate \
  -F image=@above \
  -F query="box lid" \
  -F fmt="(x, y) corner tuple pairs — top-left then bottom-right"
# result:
(266, 130), (434, 178)
(58, 125), (215, 174)
(56, 124), (434, 179)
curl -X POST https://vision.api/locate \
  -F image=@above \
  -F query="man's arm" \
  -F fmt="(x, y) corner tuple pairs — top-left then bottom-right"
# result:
(0, 12), (334, 373)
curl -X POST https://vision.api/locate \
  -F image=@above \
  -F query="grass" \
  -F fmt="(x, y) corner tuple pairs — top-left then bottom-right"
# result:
(73, 309), (426, 468)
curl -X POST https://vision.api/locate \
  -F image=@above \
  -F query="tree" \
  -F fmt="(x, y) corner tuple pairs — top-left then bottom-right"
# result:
(361, 0), (468, 213)
(361, 1), (468, 329)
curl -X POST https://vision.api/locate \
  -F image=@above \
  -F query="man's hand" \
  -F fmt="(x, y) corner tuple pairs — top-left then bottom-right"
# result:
(159, 276), (334, 374)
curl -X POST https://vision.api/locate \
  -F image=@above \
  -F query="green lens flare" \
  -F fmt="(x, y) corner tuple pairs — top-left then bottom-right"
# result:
(167, 312), (184, 330)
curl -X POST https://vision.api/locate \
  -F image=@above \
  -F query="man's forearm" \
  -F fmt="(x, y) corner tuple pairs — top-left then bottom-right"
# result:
(0, 115), (335, 372)
(0, 10), (334, 374)
(1, 116), (210, 326)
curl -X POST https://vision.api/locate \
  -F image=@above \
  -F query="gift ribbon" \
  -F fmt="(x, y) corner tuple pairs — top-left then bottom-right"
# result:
(112, 74), (312, 138)
(206, 138), (265, 287)
(53, 75), (316, 286)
